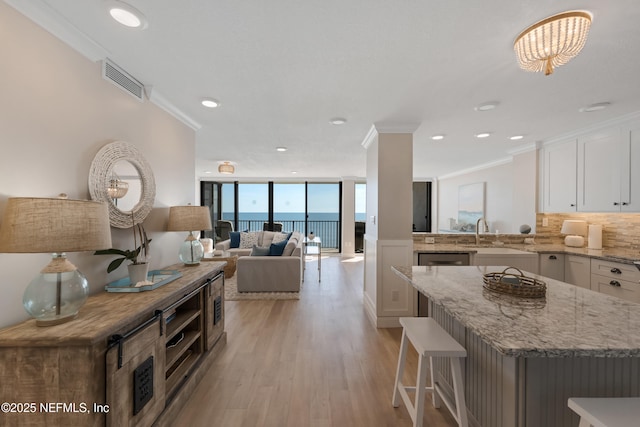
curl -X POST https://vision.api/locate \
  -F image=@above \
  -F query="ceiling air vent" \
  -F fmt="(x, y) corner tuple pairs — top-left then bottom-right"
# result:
(102, 59), (145, 101)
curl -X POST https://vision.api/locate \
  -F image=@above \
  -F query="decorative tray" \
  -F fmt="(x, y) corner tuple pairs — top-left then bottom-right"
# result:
(483, 267), (546, 298)
(105, 270), (183, 293)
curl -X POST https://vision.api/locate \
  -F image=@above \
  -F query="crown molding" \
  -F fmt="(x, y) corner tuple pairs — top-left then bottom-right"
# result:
(438, 157), (513, 180)
(507, 142), (537, 156)
(541, 110), (640, 147)
(361, 122), (421, 149)
(5, 0), (109, 61)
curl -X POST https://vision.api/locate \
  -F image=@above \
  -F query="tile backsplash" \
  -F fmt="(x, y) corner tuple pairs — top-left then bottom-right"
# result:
(413, 213), (640, 250)
(536, 213), (640, 250)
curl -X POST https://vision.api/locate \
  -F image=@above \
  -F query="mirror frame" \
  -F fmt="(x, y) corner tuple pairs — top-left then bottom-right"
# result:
(89, 141), (156, 228)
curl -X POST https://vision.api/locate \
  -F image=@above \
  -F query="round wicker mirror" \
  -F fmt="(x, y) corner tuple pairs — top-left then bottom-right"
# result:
(89, 141), (156, 228)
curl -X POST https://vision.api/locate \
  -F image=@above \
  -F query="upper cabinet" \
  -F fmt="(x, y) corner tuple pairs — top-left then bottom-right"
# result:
(541, 138), (577, 212)
(540, 118), (640, 213)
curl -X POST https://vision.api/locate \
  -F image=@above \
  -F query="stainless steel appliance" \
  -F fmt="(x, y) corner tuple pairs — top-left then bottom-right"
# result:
(417, 252), (470, 316)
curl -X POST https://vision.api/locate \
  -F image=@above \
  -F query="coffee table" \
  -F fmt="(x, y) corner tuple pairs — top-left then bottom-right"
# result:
(202, 253), (237, 278)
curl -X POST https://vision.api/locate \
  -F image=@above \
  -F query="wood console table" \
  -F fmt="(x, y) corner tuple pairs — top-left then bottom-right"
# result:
(0, 262), (226, 427)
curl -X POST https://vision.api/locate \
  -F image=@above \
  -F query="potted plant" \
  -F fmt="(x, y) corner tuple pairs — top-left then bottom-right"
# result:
(95, 220), (151, 285)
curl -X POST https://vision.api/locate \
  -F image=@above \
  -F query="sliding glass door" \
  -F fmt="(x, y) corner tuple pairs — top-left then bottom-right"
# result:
(307, 183), (341, 251)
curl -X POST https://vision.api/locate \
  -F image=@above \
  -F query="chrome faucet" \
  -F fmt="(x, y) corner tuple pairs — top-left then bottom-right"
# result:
(475, 217), (489, 245)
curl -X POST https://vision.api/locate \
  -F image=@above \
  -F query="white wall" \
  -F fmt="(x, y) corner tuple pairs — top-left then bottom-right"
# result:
(0, 3), (196, 328)
(437, 156), (535, 234)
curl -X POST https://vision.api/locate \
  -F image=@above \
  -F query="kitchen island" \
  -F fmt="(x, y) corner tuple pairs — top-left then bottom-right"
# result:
(392, 265), (640, 427)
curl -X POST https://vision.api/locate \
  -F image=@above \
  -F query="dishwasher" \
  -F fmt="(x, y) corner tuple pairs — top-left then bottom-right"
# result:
(417, 252), (470, 316)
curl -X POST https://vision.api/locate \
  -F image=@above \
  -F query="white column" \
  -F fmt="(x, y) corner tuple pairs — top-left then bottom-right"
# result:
(362, 123), (418, 328)
(341, 177), (356, 257)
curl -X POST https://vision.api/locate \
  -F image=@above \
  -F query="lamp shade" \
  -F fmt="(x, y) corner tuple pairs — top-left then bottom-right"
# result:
(560, 220), (588, 236)
(0, 197), (112, 326)
(514, 10), (592, 76)
(167, 206), (212, 232)
(0, 197), (112, 253)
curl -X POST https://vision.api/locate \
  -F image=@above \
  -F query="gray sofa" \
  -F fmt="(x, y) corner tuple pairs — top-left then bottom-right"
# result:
(215, 230), (303, 292)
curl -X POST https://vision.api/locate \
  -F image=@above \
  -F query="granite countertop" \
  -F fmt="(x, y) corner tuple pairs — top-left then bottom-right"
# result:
(413, 243), (640, 264)
(392, 265), (640, 358)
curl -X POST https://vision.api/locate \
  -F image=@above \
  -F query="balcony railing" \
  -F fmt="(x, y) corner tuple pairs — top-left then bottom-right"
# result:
(235, 219), (340, 250)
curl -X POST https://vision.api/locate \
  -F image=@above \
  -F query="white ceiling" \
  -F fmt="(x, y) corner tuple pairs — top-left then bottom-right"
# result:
(11, 0), (640, 180)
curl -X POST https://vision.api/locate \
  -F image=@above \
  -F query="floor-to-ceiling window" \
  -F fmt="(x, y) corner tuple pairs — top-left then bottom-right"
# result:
(237, 183), (268, 231)
(307, 183), (341, 252)
(202, 181), (342, 251)
(273, 183), (305, 233)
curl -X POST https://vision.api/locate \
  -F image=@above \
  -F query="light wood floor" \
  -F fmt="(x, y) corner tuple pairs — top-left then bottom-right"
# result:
(175, 256), (458, 427)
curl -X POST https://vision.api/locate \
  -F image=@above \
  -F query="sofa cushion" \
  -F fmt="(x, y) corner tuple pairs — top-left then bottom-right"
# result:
(269, 239), (288, 256)
(251, 245), (270, 256)
(260, 230), (275, 247)
(229, 231), (241, 248)
(240, 231), (260, 249)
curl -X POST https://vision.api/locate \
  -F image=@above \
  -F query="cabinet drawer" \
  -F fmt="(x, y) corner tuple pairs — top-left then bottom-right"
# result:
(591, 275), (640, 303)
(591, 259), (640, 282)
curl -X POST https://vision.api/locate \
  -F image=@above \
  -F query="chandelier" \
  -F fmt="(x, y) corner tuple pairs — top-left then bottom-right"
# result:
(514, 10), (592, 76)
(218, 161), (235, 174)
(107, 177), (129, 199)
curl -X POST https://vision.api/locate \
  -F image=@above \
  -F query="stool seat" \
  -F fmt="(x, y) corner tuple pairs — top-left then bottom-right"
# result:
(568, 397), (640, 427)
(400, 317), (467, 358)
(393, 317), (468, 427)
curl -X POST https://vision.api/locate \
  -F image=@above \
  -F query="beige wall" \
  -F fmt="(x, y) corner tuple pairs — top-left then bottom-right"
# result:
(0, 3), (196, 327)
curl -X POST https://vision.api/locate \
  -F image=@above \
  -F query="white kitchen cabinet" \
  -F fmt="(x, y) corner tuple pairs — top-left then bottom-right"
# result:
(541, 139), (577, 212)
(564, 255), (590, 289)
(577, 127), (622, 212)
(619, 121), (640, 212)
(538, 253), (565, 281)
(591, 259), (640, 303)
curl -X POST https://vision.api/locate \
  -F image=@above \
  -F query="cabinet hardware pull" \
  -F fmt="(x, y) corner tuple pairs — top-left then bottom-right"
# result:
(570, 203), (576, 207)
(610, 280), (621, 287)
(549, 255), (557, 260)
(611, 268), (622, 274)
(623, 202), (629, 206)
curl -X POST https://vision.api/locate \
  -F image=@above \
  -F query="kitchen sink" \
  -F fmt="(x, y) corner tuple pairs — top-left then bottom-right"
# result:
(471, 247), (538, 273)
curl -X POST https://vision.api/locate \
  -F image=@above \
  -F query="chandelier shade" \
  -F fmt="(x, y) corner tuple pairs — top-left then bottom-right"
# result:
(218, 161), (235, 174)
(514, 10), (592, 76)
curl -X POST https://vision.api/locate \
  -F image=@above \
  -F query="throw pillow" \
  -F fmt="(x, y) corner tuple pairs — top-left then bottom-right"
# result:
(271, 232), (289, 244)
(282, 240), (297, 256)
(269, 239), (288, 256)
(240, 231), (260, 249)
(229, 231), (241, 248)
(250, 245), (270, 256)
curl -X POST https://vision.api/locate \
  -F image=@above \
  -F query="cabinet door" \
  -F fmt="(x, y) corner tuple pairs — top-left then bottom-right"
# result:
(205, 273), (225, 350)
(564, 255), (590, 289)
(620, 122), (640, 212)
(539, 253), (565, 281)
(577, 127), (621, 212)
(542, 140), (577, 212)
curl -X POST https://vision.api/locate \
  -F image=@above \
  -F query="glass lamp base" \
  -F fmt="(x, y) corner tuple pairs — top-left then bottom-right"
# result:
(179, 235), (205, 265)
(23, 254), (88, 327)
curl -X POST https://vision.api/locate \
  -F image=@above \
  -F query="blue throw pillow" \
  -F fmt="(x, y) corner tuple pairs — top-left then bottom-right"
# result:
(229, 231), (241, 248)
(269, 239), (288, 256)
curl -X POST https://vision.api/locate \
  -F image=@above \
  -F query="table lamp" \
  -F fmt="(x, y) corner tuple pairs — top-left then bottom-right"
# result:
(0, 197), (112, 326)
(167, 205), (212, 265)
(560, 219), (588, 247)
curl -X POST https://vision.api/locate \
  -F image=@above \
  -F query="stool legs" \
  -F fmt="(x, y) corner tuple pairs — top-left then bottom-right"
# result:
(392, 328), (409, 408)
(450, 357), (468, 427)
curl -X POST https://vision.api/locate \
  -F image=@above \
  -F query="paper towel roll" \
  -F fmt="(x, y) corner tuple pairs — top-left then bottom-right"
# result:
(588, 224), (603, 250)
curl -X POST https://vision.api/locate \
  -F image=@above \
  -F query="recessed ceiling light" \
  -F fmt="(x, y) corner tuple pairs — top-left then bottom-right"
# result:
(475, 132), (491, 139)
(579, 102), (611, 113)
(276, 147), (288, 152)
(204, 171), (212, 174)
(510, 135), (524, 141)
(431, 134), (445, 141)
(291, 171), (298, 174)
(330, 118), (347, 125)
(108, 1), (148, 29)
(474, 102), (499, 112)
(201, 98), (220, 108)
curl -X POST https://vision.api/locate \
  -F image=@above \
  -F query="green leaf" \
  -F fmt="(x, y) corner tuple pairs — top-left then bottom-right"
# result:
(107, 258), (126, 273)
(94, 249), (129, 257)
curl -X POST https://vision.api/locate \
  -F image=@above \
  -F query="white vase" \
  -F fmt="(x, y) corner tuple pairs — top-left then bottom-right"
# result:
(128, 263), (149, 286)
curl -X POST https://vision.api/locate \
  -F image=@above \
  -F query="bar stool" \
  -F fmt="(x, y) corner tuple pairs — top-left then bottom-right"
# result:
(392, 317), (468, 427)
(568, 397), (640, 427)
